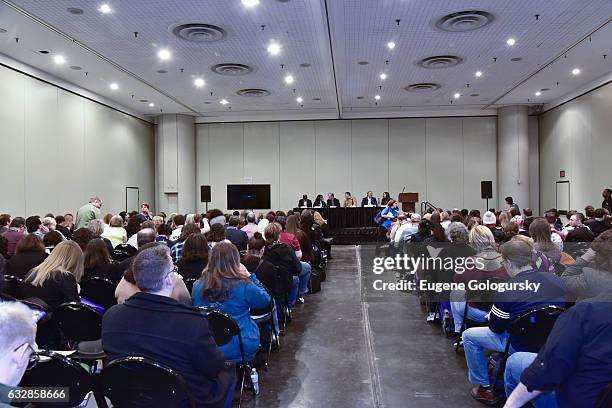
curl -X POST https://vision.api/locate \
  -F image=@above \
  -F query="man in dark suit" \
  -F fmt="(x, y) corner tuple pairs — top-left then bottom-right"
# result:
(361, 191), (378, 207)
(298, 194), (312, 208)
(225, 216), (249, 251)
(102, 245), (236, 408)
(326, 193), (340, 207)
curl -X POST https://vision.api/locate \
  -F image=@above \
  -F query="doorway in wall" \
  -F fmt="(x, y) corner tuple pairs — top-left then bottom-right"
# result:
(125, 187), (140, 213)
(555, 181), (570, 216)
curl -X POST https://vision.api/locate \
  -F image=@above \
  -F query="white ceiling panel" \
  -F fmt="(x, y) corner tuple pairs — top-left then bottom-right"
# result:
(0, 0), (611, 120)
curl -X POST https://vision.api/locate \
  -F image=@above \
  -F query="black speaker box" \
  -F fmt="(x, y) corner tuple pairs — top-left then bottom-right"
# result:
(481, 181), (493, 199)
(200, 185), (211, 203)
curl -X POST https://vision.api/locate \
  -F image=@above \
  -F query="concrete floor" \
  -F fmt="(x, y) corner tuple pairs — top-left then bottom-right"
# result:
(248, 245), (482, 408)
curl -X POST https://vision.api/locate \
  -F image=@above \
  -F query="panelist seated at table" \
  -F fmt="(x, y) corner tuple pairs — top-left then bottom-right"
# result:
(361, 191), (378, 207)
(326, 193), (341, 208)
(298, 194), (312, 208)
(313, 194), (326, 208)
(343, 192), (357, 207)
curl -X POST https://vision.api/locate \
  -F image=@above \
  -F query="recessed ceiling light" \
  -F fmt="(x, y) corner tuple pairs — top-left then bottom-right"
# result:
(267, 42), (281, 56)
(0, 28), (7, 34)
(220, 99), (229, 105)
(53, 55), (65, 65)
(157, 48), (171, 61)
(284, 74), (294, 84)
(506, 38), (516, 46)
(387, 42), (396, 50)
(379, 73), (387, 80)
(109, 82), (119, 90)
(299, 63), (311, 68)
(374, 94), (381, 100)
(67, 7), (84, 15)
(241, 0), (259, 7)
(535, 91), (541, 96)
(454, 93), (461, 99)
(571, 68), (580, 75)
(69, 65), (82, 70)
(98, 3), (112, 14)
(194, 78), (205, 87)
(357, 61), (369, 66)
(156, 69), (168, 74)
(38, 50), (50, 54)
(475, 71), (483, 77)
(312, 97), (320, 101)
(296, 96), (303, 103)
(148, 103), (155, 107)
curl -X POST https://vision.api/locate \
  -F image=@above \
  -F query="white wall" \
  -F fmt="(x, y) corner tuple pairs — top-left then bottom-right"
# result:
(0, 64), (155, 217)
(540, 81), (612, 212)
(196, 117), (497, 213)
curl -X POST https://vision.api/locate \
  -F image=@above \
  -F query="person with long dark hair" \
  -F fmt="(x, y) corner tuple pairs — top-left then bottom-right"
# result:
(176, 234), (209, 280)
(191, 242), (270, 362)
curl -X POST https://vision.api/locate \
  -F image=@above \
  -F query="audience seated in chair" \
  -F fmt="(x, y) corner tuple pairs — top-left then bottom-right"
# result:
(0, 301), (38, 406)
(102, 244), (236, 408)
(6, 234), (48, 280)
(83, 238), (122, 283)
(225, 216), (249, 252)
(504, 290), (612, 408)
(191, 242), (270, 363)
(176, 234), (209, 280)
(462, 240), (567, 405)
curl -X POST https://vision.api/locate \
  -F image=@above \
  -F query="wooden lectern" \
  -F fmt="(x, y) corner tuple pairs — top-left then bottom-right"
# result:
(398, 192), (418, 213)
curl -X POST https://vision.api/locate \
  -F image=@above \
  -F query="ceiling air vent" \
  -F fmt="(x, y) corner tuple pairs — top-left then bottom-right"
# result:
(404, 83), (441, 92)
(435, 10), (494, 32)
(236, 88), (271, 97)
(211, 63), (255, 76)
(417, 55), (463, 69)
(170, 23), (227, 42)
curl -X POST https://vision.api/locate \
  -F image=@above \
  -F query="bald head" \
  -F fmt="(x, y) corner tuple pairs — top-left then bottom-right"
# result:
(136, 228), (157, 247)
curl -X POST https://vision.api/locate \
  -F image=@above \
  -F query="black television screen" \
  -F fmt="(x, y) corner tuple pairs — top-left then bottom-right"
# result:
(227, 184), (271, 209)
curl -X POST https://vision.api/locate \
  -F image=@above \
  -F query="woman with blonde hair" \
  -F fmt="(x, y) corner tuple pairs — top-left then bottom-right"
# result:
(23, 240), (83, 309)
(449, 225), (509, 334)
(191, 242), (270, 362)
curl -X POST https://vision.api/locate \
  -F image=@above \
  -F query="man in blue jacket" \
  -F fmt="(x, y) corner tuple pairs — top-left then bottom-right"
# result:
(503, 290), (612, 408)
(462, 240), (567, 405)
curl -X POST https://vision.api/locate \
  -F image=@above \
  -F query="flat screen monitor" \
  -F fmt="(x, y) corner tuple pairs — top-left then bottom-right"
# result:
(227, 184), (271, 209)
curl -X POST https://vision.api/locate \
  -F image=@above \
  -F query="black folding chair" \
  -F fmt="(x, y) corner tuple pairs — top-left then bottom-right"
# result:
(101, 356), (196, 408)
(595, 382), (612, 408)
(2, 275), (27, 299)
(492, 305), (565, 388)
(197, 306), (254, 407)
(80, 277), (118, 311)
(183, 277), (197, 294)
(54, 302), (105, 361)
(18, 350), (104, 407)
(250, 298), (278, 371)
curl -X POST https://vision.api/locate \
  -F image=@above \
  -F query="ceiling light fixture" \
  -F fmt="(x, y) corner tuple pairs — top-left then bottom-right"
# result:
(387, 41), (396, 50)
(53, 55), (65, 64)
(241, 0), (260, 7)
(220, 99), (229, 105)
(374, 94), (381, 100)
(535, 91), (541, 96)
(475, 71), (483, 77)
(267, 42), (281, 55)
(109, 82), (119, 90)
(98, 3), (112, 14)
(571, 68), (580, 75)
(296, 96), (303, 103)
(379, 73), (387, 80)
(284, 74), (294, 84)
(194, 78), (205, 87)
(149, 102), (155, 107)
(506, 38), (516, 46)
(454, 93), (461, 99)
(157, 48), (171, 61)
